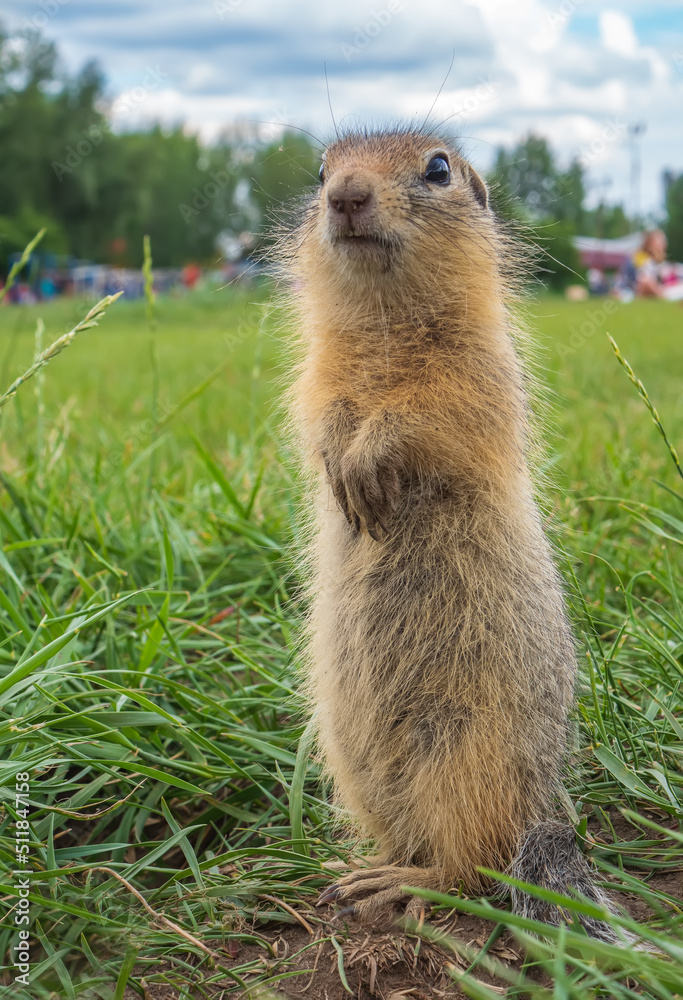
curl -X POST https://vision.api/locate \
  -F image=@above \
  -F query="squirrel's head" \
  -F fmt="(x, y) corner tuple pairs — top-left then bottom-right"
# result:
(294, 127), (492, 291)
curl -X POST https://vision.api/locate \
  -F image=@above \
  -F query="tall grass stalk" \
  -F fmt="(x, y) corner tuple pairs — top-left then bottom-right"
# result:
(608, 332), (683, 482)
(0, 292), (123, 411)
(143, 234), (159, 421)
(33, 318), (45, 484)
(0, 229), (45, 306)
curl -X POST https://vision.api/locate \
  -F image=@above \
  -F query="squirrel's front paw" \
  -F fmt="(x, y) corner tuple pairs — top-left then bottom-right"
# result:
(323, 452), (357, 531)
(338, 451), (401, 540)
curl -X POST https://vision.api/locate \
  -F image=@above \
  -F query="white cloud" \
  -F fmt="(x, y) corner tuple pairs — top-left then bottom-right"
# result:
(1, 0), (682, 213)
(599, 10), (640, 55)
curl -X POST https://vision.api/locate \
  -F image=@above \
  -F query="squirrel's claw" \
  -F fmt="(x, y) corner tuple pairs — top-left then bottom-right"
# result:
(316, 884), (341, 907)
(317, 866), (437, 923)
(340, 460), (400, 541)
(324, 441), (402, 540)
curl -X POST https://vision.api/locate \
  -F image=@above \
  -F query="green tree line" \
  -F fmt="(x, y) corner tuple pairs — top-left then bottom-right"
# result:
(2, 25), (681, 284)
(0, 27), (318, 270)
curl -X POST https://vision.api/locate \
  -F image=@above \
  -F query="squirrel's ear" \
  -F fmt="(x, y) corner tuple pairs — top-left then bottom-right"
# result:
(467, 166), (488, 210)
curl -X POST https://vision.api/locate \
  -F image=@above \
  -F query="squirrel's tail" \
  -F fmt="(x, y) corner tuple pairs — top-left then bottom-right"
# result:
(509, 821), (621, 942)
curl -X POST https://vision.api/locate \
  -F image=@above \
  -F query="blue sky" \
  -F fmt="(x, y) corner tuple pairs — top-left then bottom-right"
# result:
(4, 0), (683, 216)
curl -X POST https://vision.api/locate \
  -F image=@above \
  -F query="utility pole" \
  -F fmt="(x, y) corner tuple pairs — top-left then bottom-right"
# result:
(628, 122), (646, 230)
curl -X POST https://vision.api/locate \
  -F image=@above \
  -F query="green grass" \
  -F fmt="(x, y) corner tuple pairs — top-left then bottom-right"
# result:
(0, 285), (682, 998)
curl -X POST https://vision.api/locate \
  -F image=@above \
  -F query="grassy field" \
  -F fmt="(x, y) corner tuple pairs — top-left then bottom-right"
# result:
(1, 284), (683, 998)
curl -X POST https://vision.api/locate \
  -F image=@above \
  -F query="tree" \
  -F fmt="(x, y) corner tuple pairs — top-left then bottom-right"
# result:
(489, 134), (585, 229)
(581, 203), (631, 240)
(246, 132), (320, 249)
(0, 29), (77, 256)
(54, 127), (244, 267)
(0, 26), (248, 269)
(487, 134), (586, 290)
(665, 173), (683, 262)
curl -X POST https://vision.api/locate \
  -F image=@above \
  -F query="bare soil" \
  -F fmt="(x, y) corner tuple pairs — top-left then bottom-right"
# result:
(122, 809), (683, 1000)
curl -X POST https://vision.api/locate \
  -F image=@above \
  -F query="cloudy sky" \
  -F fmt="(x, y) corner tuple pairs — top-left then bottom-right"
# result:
(4, 0), (683, 215)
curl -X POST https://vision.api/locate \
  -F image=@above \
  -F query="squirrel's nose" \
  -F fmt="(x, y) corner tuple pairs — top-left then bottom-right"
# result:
(327, 176), (375, 225)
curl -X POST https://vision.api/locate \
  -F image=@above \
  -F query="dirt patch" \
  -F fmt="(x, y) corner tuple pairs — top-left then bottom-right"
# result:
(263, 911), (524, 999)
(121, 812), (683, 999)
(121, 905), (538, 999)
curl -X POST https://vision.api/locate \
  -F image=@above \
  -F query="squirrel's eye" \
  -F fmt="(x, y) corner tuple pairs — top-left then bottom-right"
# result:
(318, 162), (325, 184)
(425, 156), (450, 185)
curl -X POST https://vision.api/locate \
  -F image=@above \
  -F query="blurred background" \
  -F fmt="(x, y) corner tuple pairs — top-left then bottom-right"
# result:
(0, 0), (682, 297)
(2, 7), (683, 997)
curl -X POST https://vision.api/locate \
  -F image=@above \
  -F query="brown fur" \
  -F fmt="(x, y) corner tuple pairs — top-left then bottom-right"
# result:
(276, 126), (579, 920)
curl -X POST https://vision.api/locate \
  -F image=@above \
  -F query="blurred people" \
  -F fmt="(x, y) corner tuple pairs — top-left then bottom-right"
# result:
(182, 262), (201, 291)
(587, 267), (610, 296)
(633, 230), (683, 301)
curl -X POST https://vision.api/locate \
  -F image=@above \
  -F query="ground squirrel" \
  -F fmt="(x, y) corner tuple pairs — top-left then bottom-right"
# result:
(278, 125), (618, 939)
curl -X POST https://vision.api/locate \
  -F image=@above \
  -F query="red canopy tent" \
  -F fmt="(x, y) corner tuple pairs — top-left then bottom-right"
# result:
(573, 233), (643, 270)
